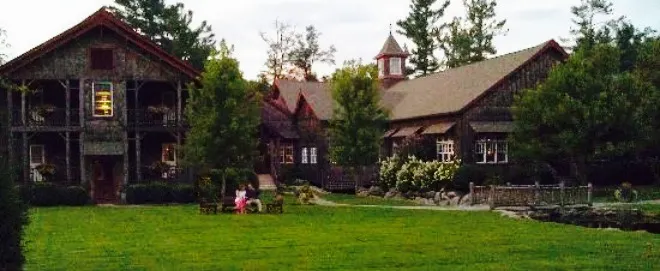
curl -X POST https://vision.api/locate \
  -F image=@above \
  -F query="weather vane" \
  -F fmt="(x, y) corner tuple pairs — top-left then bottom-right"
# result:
(389, 23), (392, 35)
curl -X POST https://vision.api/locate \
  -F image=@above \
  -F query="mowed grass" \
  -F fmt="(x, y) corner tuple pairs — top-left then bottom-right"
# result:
(25, 201), (660, 271)
(321, 193), (419, 206)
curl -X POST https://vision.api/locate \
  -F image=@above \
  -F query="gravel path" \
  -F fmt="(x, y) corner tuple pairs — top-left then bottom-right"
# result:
(310, 197), (490, 211)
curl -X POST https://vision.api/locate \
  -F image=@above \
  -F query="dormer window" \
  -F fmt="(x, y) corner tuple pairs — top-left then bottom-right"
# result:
(90, 48), (113, 70)
(378, 58), (385, 77)
(389, 57), (402, 75)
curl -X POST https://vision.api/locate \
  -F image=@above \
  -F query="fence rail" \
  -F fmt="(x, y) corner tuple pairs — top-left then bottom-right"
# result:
(470, 181), (593, 209)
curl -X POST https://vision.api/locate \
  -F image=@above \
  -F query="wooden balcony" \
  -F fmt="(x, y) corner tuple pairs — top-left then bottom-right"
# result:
(127, 109), (187, 129)
(11, 109), (80, 128)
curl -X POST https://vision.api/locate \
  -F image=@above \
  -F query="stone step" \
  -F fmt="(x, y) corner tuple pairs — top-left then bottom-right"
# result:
(258, 174), (276, 190)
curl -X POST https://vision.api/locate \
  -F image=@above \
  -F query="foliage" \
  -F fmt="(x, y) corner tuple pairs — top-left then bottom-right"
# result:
(328, 62), (388, 170)
(183, 41), (260, 197)
(125, 182), (195, 204)
(0, 143), (27, 270)
(568, 0), (615, 51)
(290, 25), (336, 80)
(396, 0), (449, 76)
(378, 155), (405, 190)
(18, 183), (90, 206)
(196, 176), (218, 203)
(295, 184), (315, 205)
(0, 27), (6, 64)
(259, 20), (298, 81)
(110, 0), (215, 70)
(394, 156), (460, 192)
(613, 182), (639, 203)
(437, 0), (507, 68)
(35, 163), (56, 179)
(511, 43), (659, 184)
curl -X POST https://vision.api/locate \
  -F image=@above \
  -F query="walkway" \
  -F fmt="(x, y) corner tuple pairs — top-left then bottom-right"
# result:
(310, 197), (490, 211)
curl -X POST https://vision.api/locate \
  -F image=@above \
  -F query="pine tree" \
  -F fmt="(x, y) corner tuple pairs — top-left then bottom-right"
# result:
(328, 62), (388, 188)
(290, 25), (336, 80)
(111, 0), (215, 70)
(397, 0), (450, 76)
(183, 40), (260, 197)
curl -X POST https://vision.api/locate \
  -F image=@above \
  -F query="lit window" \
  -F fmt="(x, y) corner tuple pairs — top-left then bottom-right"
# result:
(162, 143), (176, 165)
(378, 58), (385, 77)
(29, 145), (45, 165)
(475, 138), (508, 164)
(436, 138), (454, 163)
(279, 144), (294, 164)
(301, 148), (309, 164)
(389, 57), (402, 75)
(93, 82), (113, 117)
(310, 147), (317, 164)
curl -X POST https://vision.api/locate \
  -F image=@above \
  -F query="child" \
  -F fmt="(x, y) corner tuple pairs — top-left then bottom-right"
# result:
(234, 184), (247, 214)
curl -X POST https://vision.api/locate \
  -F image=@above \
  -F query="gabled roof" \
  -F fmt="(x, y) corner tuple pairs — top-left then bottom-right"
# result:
(274, 79), (333, 120)
(0, 7), (200, 78)
(375, 34), (409, 59)
(383, 40), (567, 121)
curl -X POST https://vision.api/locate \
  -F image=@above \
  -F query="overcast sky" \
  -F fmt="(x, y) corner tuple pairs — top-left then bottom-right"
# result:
(0, 0), (659, 80)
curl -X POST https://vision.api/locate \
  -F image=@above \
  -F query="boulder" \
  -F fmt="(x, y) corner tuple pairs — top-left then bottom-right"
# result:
(434, 192), (442, 202)
(357, 191), (370, 198)
(449, 197), (460, 206)
(384, 191), (399, 199)
(425, 191), (436, 199)
(459, 193), (472, 206)
(437, 200), (449, 206)
(368, 186), (385, 197)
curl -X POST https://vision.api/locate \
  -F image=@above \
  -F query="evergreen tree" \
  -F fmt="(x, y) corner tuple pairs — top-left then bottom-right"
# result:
(290, 25), (336, 80)
(397, 0), (450, 76)
(569, 0), (615, 51)
(259, 20), (298, 81)
(437, 0), (507, 68)
(184, 40), (260, 197)
(111, 0), (216, 70)
(328, 62), (388, 188)
(0, 28), (7, 64)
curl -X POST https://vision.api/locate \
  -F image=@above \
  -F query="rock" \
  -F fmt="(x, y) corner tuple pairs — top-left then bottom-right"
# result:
(357, 191), (370, 198)
(425, 191), (436, 199)
(357, 186), (369, 193)
(447, 191), (457, 199)
(384, 191), (399, 199)
(449, 197), (460, 206)
(434, 192), (442, 202)
(426, 199), (436, 206)
(459, 193), (472, 206)
(368, 186), (385, 197)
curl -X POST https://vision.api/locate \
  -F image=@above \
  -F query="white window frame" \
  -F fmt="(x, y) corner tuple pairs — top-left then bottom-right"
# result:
(475, 138), (508, 164)
(92, 82), (114, 117)
(162, 143), (177, 166)
(29, 145), (45, 166)
(279, 144), (294, 164)
(436, 138), (454, 163)
(389, 57), (402, 75)
(378, 58), (385, 77)
(301, 147), (309, 164)
(310, 147), (317, 164)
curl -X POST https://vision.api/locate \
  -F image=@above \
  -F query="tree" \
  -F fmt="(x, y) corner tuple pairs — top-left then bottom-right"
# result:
(568, 0), (615, 51)
(111, 0), (216, 70)
(0, 28), (28, 270)
(260, 20), (298, 81)
(183, 40), (260, 198)
(397, 0), (450, 76)
(0, 28), (7, 64)
(290, 25), (336, 81)
(511, 44), (658, 184)
(437, 0), (507, 68)
(328, 61), (388, 188)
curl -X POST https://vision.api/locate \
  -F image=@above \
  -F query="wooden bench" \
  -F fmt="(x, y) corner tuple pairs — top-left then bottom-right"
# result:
(199, 201), (218, 215)
(266, 199), (284, 214)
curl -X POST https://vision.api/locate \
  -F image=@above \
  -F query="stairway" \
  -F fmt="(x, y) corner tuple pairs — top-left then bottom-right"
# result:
(258, 174), (277, 191)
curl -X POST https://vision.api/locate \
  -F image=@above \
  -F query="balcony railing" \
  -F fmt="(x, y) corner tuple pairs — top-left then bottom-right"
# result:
(11, 109), (80, 127)
(128, 109), (182, 127)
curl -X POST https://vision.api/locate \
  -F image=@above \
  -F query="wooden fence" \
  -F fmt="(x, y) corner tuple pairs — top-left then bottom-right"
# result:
(469, 182), (593, 209)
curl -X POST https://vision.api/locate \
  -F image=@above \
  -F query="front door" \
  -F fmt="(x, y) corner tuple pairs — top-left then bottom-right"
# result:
(92, 158), (117, 204)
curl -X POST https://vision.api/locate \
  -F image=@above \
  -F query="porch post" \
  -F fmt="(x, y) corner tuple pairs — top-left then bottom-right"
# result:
(123, 131), (129, 202)
(79, 79), (85, 187)
(65, 132), (71, 185)
(64, 80), (71, 184)
(20, 80), (26, 126)
(7, 85), (13, 170)
(176, 79), (182, 126)
(22, 132), (28, 184)
(136, 132), (142, 183)
(64, 79), (70, 126)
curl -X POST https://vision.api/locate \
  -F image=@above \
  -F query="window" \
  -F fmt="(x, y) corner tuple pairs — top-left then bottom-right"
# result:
(279, 144), (294, 164)
(389, 57), (402, 75)
(475, 138), (508, 164)
(90, 48), (114, 70)
(93, 82), (113, 117)
(301, 148), (309, 164)
(162, 143), (176, 165)
(378, 58), (385, 77)
(310, 147), (317, 164)
(29, 145), (45, 165)
(436, 138), (454, 163)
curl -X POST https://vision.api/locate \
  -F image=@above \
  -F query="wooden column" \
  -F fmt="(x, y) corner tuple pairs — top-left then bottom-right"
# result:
(123, 131), (129, 201)
(20, 80), (26, 126)
(136, 132), (142, 183)
(176, 80), (182, 126)
(63, 80), (71, 184)
(22, 132), (28, 184)
(7, 85), (13, 170)
(79, 79), (85, 187)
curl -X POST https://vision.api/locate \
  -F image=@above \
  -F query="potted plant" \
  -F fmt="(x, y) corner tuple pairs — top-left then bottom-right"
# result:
(148, 161), (170, 178)
(35, 163), (56, 182)
(147, 105), (171, 114)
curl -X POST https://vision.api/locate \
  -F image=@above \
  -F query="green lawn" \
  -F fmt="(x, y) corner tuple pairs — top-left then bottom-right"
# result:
(25, 199), (660, 270)
(321, 193), (419, 206)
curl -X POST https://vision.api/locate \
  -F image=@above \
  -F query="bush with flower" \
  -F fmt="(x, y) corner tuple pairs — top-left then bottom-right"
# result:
(379, 154), (461, 193)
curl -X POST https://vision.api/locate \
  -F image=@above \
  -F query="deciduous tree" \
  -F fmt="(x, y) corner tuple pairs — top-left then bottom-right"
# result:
(184, 40), (260, 197)
(260, 20), (298, 81)
(328, 61), (388, 188)
(290, 25), (336, 81)
(397, 0), (450, 76)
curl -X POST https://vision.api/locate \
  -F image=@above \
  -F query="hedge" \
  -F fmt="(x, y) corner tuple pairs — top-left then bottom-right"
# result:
(125, 182), (195, 204)
(18, 182), (90, 206)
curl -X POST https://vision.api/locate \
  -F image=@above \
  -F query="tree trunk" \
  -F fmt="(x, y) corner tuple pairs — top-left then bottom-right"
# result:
(220, 171), (227, 202)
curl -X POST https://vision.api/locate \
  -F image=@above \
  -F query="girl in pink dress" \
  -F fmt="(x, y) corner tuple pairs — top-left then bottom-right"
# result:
(235, 184), (247, 214)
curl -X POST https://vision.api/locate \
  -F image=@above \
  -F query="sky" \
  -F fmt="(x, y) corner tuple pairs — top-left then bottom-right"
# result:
(0, 0), (659, 80)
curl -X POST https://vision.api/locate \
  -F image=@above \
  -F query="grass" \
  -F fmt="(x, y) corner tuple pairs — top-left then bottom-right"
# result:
(25, 196), (660, 270)
(321, 193), (419, 206)
(593, 185), (660, 203)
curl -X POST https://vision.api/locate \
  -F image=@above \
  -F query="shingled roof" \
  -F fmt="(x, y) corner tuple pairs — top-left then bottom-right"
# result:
(375, 34), (409, 59)
(384, 40), (566, 120)
(274, 79), (333, 120)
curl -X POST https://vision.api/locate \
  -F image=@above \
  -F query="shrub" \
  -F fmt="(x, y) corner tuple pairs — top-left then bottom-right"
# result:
(60, 186), (90, 206)
(452, 164), (487, 192)
(126, 182), (196, 204)
(392, 156), (461, 193)
(614, 182), (639, 203)
(171, 184), (196, 203)
(0, 167), (28, 270)
(378, 155), (404, 190)
(20, 183), (90, 206)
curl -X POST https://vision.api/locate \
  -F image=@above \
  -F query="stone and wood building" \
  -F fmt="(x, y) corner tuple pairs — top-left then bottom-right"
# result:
(262, 34), (568, 189)
(0, 8), (197, 203)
